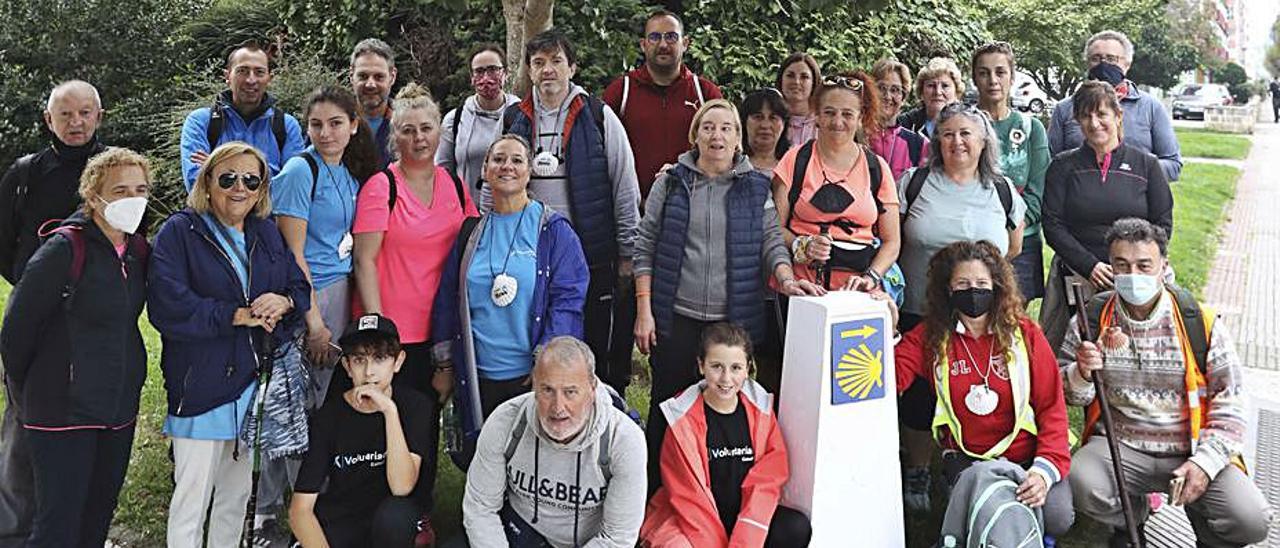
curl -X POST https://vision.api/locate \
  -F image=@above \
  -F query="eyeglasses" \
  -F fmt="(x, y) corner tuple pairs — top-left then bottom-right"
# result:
(645, 31), (681, 44)
(1087, 53), (1125, 65)
(471, 65), (505, 78)
(216, 172), (263, 191)
(823, 76), (864, 93)
(877, 84), (906, 98)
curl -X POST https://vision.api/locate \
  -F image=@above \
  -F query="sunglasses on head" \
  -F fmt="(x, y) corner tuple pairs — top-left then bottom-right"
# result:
(216, 172), (263, 191)
(822, 76), (864, 93)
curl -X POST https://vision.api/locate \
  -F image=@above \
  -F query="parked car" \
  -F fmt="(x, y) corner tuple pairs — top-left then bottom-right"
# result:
(1172, 83), (1232, 120)
(1011, 74), (1052, 114)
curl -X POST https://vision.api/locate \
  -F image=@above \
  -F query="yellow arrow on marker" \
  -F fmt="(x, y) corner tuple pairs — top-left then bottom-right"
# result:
(840, 324), (878, 339)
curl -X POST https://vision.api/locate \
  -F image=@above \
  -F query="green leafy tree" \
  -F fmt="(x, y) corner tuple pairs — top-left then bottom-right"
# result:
(1215, 62), (1250, 104)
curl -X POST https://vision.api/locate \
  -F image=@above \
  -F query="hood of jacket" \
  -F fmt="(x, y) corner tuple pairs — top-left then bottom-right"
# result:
(530, 83), (589, 117)
(627, 64), (696, 88)
(674, 149), (756, 182)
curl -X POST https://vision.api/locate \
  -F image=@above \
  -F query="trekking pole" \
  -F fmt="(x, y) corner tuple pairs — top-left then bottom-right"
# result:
(816, 224), (832, 290)
(241, 330), (275, 548)
(1072, 282), (1142, 548)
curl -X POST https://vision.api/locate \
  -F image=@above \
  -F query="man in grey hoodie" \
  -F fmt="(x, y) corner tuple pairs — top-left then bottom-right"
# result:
(462, 336), (646, 548)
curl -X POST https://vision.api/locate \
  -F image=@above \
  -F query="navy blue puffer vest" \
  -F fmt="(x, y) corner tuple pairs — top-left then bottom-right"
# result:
(650, 165), (769, 344)
(507, 95), (616, 267)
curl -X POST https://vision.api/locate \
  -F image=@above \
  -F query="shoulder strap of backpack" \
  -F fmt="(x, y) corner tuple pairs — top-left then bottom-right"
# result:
(39, 225), (85, 310)
(271, 107), (287, 156)
(598, 420), (615, 484)
(504, 410), (530, 464)
(620, 76), (630, 118)
(501, 104), (518, 134)
(787, 140), (816, 232)
(693, 75), (705, 106)
(903, 166), (931, 218)
(1169, 286), (1211, 374)
(586, 95), (607, 137)
(206, 101), (224, 149)
(10, 154), (37, 233)
(448, 169), (466, 207)
(863, 146), (885, 214)
(456, 216), (481, 270)
(301, 153), (320, 201)
(995, 177), (1015, 231)
(382, 167), (397, 210)
(449, 107), (462, 147)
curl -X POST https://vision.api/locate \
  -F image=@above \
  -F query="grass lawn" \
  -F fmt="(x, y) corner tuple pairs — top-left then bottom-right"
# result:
(1174, 127), (1252, 160)
(0, 158), (1242, 546)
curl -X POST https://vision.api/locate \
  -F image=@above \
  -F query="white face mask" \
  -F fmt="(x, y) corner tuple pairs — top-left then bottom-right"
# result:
(99, 196), (148, 234)
(1114, 273), (1161, 306)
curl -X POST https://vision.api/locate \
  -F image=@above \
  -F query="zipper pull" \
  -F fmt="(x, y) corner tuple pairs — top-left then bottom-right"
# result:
(226, 363), (234, 378)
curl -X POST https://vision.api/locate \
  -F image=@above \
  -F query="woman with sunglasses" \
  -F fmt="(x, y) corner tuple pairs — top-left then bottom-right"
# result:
(870, 58), (930, 181)
(772, 70), (901, 295)
(896, 103), (1027, 513)
(972, 42), (1050, 305)
(149, 142), (310, 547)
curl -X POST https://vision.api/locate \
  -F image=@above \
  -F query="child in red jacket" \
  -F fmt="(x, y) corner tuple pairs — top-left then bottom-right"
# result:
(640, 323), (810, 548)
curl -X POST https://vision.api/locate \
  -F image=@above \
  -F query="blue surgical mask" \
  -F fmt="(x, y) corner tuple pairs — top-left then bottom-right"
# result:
(1087, 62), (1126, 87)
(1114, 273), (1161, 305)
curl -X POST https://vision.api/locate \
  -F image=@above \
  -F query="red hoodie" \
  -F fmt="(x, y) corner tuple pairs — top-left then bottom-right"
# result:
(603, 64), (722, 200)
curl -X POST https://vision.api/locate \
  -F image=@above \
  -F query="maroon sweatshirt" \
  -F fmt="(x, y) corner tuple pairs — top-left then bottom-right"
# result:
(603, 64), (722, 200)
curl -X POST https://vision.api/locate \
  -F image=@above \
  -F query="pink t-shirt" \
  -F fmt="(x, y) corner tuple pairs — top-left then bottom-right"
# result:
(353, 164), (478, 343)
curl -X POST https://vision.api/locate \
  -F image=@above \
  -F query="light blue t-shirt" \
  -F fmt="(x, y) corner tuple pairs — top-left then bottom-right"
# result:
(270, 146), (359, 290)
(467, 202), (542, 381)
(164, 215), (256, 439)
(897, 168), (1027, 315)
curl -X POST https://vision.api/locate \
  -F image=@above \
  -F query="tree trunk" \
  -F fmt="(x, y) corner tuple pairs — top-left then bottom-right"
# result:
(502, 0), (555, 98)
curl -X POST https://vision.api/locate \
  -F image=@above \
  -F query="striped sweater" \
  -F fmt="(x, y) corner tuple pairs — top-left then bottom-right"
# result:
(1059, 290), (1247, 479)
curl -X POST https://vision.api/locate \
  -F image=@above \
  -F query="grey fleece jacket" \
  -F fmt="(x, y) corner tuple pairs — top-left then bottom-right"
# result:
(482, 84), (641, 258)
(634, 151), (790, 320)
(462, 379), (647, 548)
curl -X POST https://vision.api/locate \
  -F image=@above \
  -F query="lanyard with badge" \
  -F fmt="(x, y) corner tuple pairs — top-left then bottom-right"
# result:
(322, 161), (355, 259)
(531, 104), (567, 177)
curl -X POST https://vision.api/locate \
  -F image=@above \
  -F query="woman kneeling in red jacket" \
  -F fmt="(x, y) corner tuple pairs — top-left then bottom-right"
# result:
(640, 322), (811, 548)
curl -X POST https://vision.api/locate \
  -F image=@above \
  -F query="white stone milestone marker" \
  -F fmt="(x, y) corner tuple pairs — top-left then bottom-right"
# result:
(778, 291), (903, 547)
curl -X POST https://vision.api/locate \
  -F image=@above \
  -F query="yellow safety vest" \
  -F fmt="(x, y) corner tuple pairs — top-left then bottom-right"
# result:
(931, 326), (1037, 460)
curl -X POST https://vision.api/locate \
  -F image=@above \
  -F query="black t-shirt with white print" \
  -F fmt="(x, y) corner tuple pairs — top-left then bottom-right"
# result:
(705, 401), (755, 535)
(294, 386), (437, 525)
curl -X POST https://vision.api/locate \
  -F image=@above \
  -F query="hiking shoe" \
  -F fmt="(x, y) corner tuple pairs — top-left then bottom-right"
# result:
(252, 519), (292, 548)
(903, 466), (932, 513)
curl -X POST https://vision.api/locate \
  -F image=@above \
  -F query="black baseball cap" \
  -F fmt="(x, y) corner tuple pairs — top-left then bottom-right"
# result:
(339, 313), (401, 349)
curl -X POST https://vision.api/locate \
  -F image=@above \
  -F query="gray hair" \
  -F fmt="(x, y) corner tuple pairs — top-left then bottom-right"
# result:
(535, 336), (596, 378)
(351, 38), (395, 68)
(927, 102), (1005, 185)
(1083, 30), (1134, 63)
(46, 80), (101, 113)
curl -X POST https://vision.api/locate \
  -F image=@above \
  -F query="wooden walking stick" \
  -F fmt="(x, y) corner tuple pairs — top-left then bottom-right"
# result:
(1073, 281), (1142, 548)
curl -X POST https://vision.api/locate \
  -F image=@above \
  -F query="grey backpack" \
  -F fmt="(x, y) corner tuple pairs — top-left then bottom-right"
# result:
(940, 460), (1044, 548)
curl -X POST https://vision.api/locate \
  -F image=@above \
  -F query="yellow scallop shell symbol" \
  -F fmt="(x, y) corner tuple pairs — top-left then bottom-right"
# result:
(834, 343), (884, 400)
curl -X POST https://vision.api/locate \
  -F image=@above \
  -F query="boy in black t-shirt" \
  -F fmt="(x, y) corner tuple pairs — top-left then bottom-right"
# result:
(289, 314), (438, 547)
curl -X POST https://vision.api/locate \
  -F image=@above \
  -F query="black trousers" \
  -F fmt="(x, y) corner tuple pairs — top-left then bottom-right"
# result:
(645, 313), (716, 493)
(479, 375), (531, 419)
(765, 505), (813, 547)
(0, 393), (33, 548)
(1011, 233), (1045, 302)
(896, 312), (936, 432)
(583, 263), (636, 395)
(25, 425), (135, 548)
(320, 496), (424, 548)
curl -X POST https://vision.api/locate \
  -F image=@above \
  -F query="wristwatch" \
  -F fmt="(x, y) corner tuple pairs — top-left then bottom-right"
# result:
(864, 268), (883, 287)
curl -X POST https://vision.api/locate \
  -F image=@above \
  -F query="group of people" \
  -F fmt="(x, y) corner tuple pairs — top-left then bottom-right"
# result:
(0, 7), (1271, 548)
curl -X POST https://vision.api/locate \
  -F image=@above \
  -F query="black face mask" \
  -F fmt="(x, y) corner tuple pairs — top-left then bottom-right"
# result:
(950, 287), (995, 318)
(1087, 62), (1126, 87)
(808, 183), (855, 214)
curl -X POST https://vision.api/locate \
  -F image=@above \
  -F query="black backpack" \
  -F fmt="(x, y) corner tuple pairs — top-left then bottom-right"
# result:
(785, 140), (886, 234)
(297, 154), (466, 212)
(206, 99), (288, 156)
(901, 167), (1016, 231)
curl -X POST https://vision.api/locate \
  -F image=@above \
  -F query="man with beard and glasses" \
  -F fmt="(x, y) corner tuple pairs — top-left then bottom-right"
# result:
(438, 43), (519, 209)
(603, 9), (723, 202)
(350, 38), (399, 169)
(179, 41), (304, 191)
(1047, 30), (1182, 181)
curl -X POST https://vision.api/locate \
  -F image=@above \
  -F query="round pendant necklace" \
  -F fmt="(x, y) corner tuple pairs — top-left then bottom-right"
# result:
(957, 334), (999, 416)
(531, 101), (567, 177)
(486, 203), (531, 307)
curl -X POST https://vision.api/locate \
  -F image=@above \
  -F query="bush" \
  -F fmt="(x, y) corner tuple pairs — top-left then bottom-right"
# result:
(1216, 62), (1251, 104)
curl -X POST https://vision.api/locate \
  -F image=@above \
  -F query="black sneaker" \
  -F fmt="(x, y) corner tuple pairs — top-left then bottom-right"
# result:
(252, 519), (292, 548)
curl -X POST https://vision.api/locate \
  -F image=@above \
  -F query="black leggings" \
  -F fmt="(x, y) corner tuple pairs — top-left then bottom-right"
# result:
(765, 505), (813, 547)
(646, 313), (716, 494)
(25, 425), (135, 548)
(320, 496), (424, 548)
(583, 263), (636, 395)
(479, 375), (531, 419)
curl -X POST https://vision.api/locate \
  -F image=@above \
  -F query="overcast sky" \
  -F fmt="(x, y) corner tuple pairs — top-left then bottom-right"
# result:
(1244, 0), (1279, 77)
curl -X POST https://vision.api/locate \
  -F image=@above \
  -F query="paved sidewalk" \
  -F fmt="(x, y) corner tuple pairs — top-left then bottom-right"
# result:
(1200, 121), (1280, 547)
